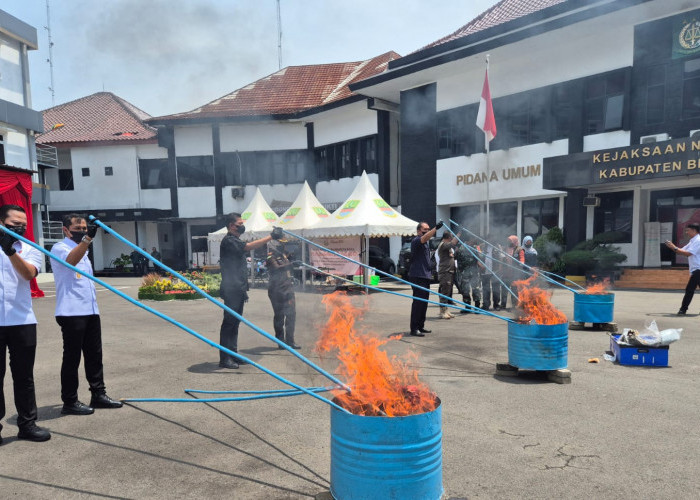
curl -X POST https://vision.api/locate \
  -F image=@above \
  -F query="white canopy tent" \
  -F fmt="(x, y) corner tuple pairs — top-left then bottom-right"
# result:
(304, 171), (418, 285)
(207, 187), (279, 268)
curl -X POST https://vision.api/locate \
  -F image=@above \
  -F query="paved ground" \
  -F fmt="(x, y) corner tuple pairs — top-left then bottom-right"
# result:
(1, 276), (699, 499)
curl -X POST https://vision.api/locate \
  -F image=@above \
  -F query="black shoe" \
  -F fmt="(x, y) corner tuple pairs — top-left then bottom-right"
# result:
(409, 330), (425, 337)
(90, 394), (123, 409)
(17, 424), (51, 442)
(61, 400), (95, 415)
(219, 360), (239, 369)
(419, 328), (432, 334)
(288, 343), (301, 349)
(460, 309), (470, 314)
(677, 309), (686, 315)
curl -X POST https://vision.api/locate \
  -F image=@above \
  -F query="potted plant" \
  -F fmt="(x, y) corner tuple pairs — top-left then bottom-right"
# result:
(111, 253), (132, 271)
(560, 231), (627, 283)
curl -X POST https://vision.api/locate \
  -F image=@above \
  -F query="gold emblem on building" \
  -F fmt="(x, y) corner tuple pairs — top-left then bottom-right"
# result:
(679, 20), (700, 50)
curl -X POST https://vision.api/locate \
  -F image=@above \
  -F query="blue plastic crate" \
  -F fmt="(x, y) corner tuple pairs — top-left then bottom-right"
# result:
(610, 335), (669, 366)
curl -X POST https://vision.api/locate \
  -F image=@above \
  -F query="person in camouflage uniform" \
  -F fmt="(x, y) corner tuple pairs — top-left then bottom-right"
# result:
(455, 237), (482, 314)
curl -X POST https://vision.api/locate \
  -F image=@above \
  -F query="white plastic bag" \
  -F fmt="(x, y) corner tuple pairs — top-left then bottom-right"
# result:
(636, 320), (681, 346)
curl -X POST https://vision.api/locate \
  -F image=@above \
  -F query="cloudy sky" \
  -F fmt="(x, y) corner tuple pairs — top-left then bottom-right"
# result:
(3, 0), (496, 117)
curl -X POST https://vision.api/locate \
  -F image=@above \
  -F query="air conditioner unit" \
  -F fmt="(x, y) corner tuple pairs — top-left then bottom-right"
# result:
(690, 129), (700, 139)
(639, 133), (670, 144)
(231, 186), (244, 199)
(582, 196), (601, 207)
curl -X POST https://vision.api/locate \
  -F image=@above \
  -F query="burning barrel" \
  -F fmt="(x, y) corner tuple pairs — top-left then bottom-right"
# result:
(507, 322), (568, 371)
(330, 398), (443, 500)
(573, 292), (614, 324)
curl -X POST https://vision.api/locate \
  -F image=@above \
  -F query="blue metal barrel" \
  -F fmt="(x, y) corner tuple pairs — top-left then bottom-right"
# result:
(573, 292), (615, 323)
(330, 399), (443, 500)
(508, 322), (568, 370)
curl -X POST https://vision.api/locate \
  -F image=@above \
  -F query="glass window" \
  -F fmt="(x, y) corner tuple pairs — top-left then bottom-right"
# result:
(553, 85), (573, 140)
(314, 135), (378, 181)
(58, 169), (74, 191)
(604, 94), (624, 130)
(593, 191), (633, 243)
(522, 197), (560, 238)
(219, 152), (243, 186)
(682, 58), (700, 120)
(0, 134), (4, 165)
(139, 158), (169, 189)
(176, 155), (214, 187)
(584, 69), (627, 134)
(489, 201), (517, 240)
(646, 66), (665, 125)
(81, 167), (90, 177)
(104, 166), (113, 176)
(450, 205), (481, 236)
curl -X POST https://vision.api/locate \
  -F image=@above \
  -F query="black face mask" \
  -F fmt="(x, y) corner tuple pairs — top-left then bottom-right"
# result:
(69, 230), (87, 244)
(4, 224), (26, 237)
(236, 224), (246, 235)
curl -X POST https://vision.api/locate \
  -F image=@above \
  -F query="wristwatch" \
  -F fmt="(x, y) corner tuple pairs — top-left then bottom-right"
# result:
(82, 235), (93, 244)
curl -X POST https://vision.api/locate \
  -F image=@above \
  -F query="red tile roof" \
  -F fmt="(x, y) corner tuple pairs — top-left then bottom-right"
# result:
(37, 92), (157, 145)
(420, 0), (567, 51)
(150, 51), (401, 122)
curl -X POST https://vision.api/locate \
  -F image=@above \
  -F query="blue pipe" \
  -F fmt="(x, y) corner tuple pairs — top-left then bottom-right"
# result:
(0, 225), (350, 414)
(124, 388), (332, 403)
(88, 216), (350, 393)
(298, 261), (515, 323)
(448, 219), (582, 294)
(184, 386), (334, 395)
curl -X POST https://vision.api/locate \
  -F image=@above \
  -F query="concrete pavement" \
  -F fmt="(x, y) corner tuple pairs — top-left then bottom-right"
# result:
(1, 277), (698, 498)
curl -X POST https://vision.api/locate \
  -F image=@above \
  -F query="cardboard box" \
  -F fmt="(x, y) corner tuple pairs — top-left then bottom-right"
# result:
(610, 335), (669, 366)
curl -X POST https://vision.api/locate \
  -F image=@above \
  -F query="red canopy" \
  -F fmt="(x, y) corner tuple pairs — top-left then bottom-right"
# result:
(0, 168), (44, 298)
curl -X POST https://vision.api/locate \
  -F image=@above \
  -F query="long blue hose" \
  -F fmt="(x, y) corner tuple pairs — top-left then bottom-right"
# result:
(284, 229), (516, 323)
(448, 219), (582, 294)
(0, 225), (350, 414)
(297, 261), (515, 323)
(88, 216), (350, 393)
(127, 387), (334, 403)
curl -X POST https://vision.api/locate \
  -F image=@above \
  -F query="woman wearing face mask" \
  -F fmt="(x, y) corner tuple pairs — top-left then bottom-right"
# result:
(522, 236), (538, 268)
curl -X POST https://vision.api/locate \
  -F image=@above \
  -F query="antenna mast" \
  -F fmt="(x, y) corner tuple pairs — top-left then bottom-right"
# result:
(276, 0), (282, 69)
(45, 0), (55, 105)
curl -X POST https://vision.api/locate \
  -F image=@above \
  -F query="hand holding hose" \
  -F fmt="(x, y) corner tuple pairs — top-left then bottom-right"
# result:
(0, 229), (17, 256)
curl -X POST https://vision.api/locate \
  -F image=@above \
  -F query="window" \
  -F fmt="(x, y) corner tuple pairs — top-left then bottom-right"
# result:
(0, 134), (4, 165)
(58, 169), (74, 191)
(176, 155), (214, 187)
(584, 70), (626, 134)
(489, 201), (517, 238)
(646, 65), (666, 125)
(553, 85), (574, 140)
(437, 107), (469, 159)
(138, 158), (169, 189)
(450, 205), (481, 236)
(104, 166), (113, 176)
(682, 58), (700, 120)
(593, 191), (633, 243)
(315, 136), (378, 181)
(522, 198), (560, 238)
(81, 167), (90, 177)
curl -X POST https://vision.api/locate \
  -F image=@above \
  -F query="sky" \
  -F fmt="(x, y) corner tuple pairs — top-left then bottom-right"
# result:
(2, 0), (497, 117)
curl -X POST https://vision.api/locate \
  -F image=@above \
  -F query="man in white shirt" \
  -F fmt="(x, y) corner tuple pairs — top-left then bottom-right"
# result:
(665, 222), (700, 315)
(50, 214), (122, 415)
(0, 204), (51, 443)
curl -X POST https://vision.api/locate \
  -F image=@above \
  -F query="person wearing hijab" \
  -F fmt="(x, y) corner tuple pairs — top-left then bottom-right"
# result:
(501, 235), (525, 310)
(522, 236), (538, 268)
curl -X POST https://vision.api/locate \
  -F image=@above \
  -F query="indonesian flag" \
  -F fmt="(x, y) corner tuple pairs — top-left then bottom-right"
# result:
(476, 69), (497, 144)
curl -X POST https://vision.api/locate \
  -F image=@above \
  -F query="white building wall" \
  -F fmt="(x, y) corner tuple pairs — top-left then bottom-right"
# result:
(313, 100), (377, 146)
(174, 126), (213, 156)
(48, 145), (142, 210)
(219, 122), (307, 151)
(177, 187), (216, 218)
(0, 35), (24, 106)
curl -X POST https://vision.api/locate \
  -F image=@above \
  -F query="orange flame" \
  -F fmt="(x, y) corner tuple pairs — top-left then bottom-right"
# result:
(584, 279), (610, 294)
(513, 273), (567, 325)
(316, 291), (437, 417)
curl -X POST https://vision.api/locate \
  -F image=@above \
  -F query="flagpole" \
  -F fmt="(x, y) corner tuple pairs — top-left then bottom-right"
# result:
(485, 55), (490, 236)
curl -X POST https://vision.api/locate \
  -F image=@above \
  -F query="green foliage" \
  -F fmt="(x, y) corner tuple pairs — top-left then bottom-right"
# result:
(561, 231), (627, 274)
(111, 253), (132, 268)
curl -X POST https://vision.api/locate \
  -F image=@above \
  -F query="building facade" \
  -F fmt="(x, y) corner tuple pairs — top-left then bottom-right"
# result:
(351, 0), (700, 267)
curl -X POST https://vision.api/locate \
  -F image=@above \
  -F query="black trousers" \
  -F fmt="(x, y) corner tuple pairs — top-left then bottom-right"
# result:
(0, 324), (38, 430)
(680, 269), (700, 312)
(56, 315), (106, 404)
(219, 290), (246, 363)
(410, 277), (431, 331)
(268, 287), (296, 344)
(481, 274), (501, 309)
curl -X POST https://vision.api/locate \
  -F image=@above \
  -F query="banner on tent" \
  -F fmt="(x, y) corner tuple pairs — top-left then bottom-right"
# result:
(309, 237), (361, 276)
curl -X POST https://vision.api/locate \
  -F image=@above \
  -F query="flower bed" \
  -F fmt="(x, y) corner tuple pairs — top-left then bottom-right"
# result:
(137, 272), (220, 301)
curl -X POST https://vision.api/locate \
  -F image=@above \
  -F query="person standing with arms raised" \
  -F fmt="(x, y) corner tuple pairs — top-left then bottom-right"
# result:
(665, 222), (700, 315)
(218, 213), (277, 369)
(0, 205), (51, 443)
(408, 221), (442, 337)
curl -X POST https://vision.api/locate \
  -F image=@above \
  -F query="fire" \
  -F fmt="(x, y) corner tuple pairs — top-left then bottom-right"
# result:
(513, 273), (567, 325)
(316, 291), (437, 417)
(584, 280), (610, 294)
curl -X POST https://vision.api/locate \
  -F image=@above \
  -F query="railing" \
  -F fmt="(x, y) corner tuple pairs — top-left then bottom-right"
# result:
(36, 143), (59, 168)
(43, 220), (64, 240)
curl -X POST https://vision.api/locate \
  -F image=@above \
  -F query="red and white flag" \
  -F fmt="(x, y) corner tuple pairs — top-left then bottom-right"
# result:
(476, 69), (497, 144)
